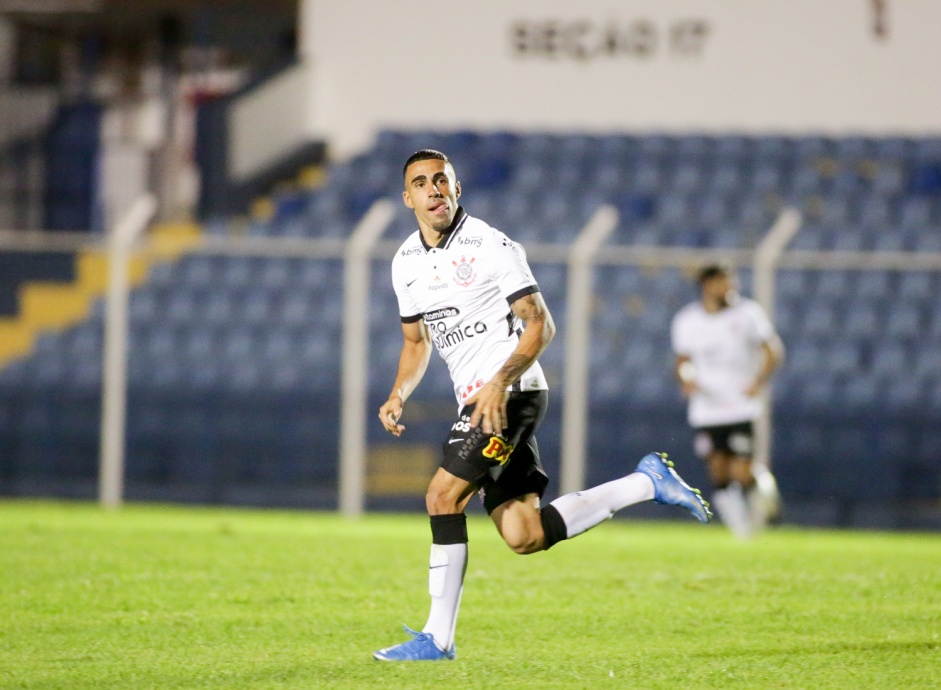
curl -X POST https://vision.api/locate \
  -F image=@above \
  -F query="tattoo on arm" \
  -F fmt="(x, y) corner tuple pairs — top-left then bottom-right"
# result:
(511, 294), (546, 323)
(492, 354), (531, 389)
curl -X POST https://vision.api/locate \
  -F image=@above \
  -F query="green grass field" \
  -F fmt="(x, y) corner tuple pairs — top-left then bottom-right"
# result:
(1, 501), (939, 689)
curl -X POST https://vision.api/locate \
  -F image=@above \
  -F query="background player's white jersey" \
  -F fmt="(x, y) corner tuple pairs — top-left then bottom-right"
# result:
(391, 208), (548, 407)
(671, 295), (777, 428)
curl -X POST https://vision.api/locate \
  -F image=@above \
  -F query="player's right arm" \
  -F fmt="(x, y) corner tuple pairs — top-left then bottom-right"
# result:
(379, 319), (431, 436)
(670, 310), (698, 397)
(675, 354), (699, 397)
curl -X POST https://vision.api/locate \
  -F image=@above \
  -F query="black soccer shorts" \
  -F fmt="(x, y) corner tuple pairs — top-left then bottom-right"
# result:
(694, 420), (755, 460)
(440, 390), (549, 514)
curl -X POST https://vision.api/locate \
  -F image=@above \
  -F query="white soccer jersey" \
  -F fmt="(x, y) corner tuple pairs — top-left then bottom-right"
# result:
(391, 208), (548, 406)
(670, 296), (777, 428)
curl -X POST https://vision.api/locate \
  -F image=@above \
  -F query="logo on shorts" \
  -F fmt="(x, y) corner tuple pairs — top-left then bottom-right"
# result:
(482, 436), (514, 465)
(452, 255), (477, 287)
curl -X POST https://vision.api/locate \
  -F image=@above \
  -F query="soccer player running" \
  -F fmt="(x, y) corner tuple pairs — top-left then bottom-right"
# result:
(373, 149), (711, 662)
(670, 262), (785, 540)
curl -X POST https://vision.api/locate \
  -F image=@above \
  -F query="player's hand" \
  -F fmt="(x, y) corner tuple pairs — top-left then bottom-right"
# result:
(379, 395), (405, 436)
(467, 382), (508, 435)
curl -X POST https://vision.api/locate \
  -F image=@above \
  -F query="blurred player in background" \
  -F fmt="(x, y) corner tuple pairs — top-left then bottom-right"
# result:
(671, 262), (784, 539)
(373, 149), (711, 662)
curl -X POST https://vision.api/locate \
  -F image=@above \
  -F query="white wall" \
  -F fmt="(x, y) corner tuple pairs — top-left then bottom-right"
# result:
(300, 0), (941, 156)
(230, 63), (312, 181)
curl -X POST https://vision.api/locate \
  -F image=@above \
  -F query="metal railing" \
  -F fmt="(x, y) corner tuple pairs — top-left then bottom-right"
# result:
(4, 201), (941, 513)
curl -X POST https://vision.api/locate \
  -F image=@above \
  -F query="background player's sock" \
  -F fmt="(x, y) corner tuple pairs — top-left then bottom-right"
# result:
(713, 484), (752, 539)
(543, 472), (655, 543)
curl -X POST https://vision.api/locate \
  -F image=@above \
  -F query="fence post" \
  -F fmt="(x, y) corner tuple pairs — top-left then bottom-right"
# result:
(752, 206), (802, 472)
(339, 199), (395, 517)
(559, 205), (619, 495)
(99, 194), (157, 508)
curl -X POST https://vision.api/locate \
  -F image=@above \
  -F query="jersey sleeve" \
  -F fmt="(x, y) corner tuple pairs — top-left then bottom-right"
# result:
(670, 310), (692, 355)
(391, 255), (422, 323)
(746, 301), (777, 344)
(490, 230), (539, 304)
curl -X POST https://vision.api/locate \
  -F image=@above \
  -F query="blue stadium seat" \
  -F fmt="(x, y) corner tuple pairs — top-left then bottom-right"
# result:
(714, 135), (752, 160)
(241, 291), (277, 327)
(787, 341), (825, 374)
(815, 271), (854, 298)
(873, 137), (913, 161)
(843, 300), (879, 337)
(797, 373), (841, 410)
(794, 136), (833, 160)
(749, 164), (784, 193)
(885, 305), (923, 337)
(736, 196), (775, 228)
(870, 164), (906, 196)
(669, 164), (705, 193)
(753, 135), (793, 159)
(871, 232), (906, 251)
(772, 301), (798, 335)
(834, 137), (873, 161)
(819, 197), (852, 225)
(711, 226), (745, 248)
(826, 341), (861, 375)
(912, 342), (941, 377)
(219, 256), (259, 289)
(178, 256), (218, 289)
(164, 291), (200, 325)
(855, 271), (892, 300)
(790, 165), (824, 195)
(910, 231), (941, 252)
(830, 228), (867, 251)
(896, 272), (933, 300)
(869, 342), (910, 378)
(630, 162), (664, 193)
(842, 375), (879, 409)
(883, 378), (926, 411)
(898, 197), (932, 229)
(913, 138), (941, 162)
(776, 271), (814, 299)
(181, 326), (218, 364)
(707, 163), (746, 193)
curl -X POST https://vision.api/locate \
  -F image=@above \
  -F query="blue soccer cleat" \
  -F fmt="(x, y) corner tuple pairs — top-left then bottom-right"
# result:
(373, 626), (455, 662)
(635, 452), (712, 523)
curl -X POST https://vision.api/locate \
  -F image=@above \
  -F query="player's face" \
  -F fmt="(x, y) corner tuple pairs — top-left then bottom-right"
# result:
(702, 274), (736, 308)
(403, 158), (461, 233)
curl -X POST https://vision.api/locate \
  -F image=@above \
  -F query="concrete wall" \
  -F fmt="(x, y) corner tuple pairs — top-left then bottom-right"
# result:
(299, 0), (941, 155)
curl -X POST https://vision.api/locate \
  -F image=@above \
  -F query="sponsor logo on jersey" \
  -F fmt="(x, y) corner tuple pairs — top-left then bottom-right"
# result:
(482, 436), (514, 465)
(457, 235), (483, 248)
(460, 379), (485, 400)
(453, 255), (477, 287)
(431, 320), (488, 350)
(400, 246), (423, 257)
(425, 307), (460, 322)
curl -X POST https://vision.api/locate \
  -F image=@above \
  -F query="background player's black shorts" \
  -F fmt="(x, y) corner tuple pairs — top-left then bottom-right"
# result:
(694, 421), (754, 459)
(441, 390), (548, 515)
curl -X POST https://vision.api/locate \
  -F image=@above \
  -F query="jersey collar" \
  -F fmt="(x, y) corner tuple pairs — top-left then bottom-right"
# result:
(418, 206), (468, 252)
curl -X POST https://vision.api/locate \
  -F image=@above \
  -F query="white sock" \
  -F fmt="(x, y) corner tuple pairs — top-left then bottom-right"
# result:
(421, 543), (467, 652)
(548, 472), (655, 538)
(713, 485), (752, 539)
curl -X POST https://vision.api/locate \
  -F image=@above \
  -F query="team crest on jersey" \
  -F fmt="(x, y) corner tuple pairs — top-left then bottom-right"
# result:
(452, 255), (477, 287)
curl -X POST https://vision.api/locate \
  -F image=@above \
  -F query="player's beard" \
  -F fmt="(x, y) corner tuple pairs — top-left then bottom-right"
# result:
(719, 289), (740, 309)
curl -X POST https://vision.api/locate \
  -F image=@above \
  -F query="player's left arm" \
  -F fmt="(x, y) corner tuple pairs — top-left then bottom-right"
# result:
(746, 334), (785, 397)
(469, 291), (555, 434)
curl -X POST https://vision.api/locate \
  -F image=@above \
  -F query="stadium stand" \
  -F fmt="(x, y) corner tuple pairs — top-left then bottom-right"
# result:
(2, 131), (941, 525)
